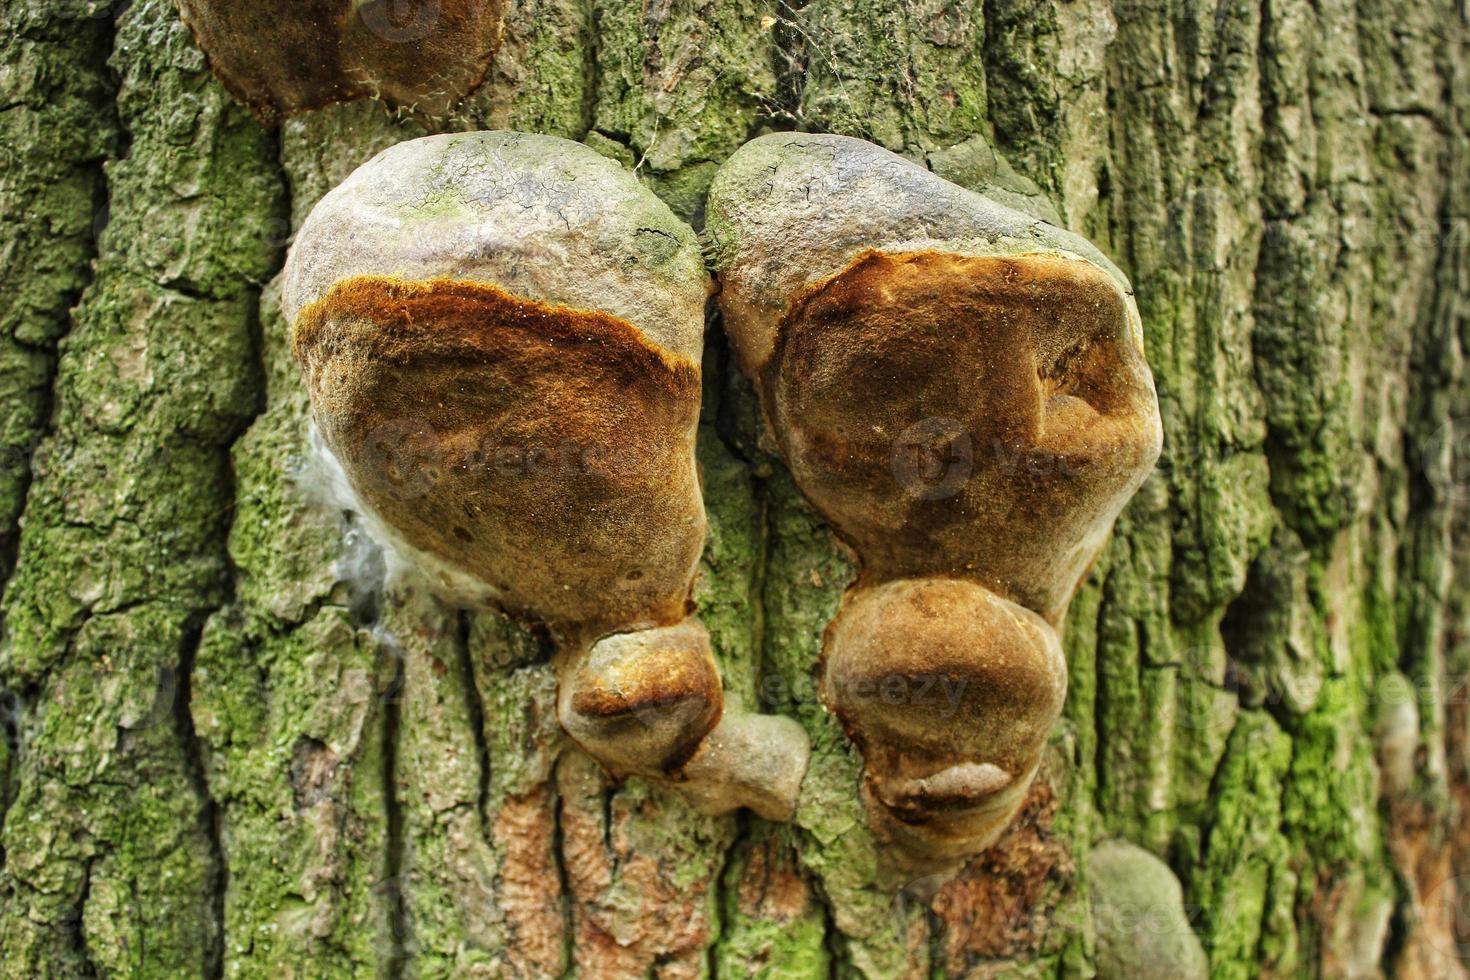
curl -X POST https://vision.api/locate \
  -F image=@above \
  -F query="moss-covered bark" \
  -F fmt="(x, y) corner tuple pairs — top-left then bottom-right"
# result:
(0, 0), (114, 582)
(0, 0), (1466, 976)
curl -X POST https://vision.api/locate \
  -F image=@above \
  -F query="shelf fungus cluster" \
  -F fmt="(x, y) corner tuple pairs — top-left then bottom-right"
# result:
(707, 134), (1163, 874)
(281, 127), (1161, 872)
(177, 0), (506, 122)
(282, 132), (809, 821)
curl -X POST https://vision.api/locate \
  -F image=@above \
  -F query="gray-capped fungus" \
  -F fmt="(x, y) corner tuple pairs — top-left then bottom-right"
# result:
(707, 133), (1163, 876)
(283, 131), (810, 821)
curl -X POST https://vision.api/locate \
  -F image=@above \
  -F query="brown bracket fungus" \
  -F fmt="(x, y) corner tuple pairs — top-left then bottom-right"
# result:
(175, 0), (506, 122)
(707, 133), (1164, 876)
(283, 131), (809, 821)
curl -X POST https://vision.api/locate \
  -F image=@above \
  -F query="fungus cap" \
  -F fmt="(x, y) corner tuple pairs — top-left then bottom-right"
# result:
(706, 132), (1141, 374)
(707, 133), (1163, 619)
(285, 132), (710, 635)
(176, 0), (507, 122)
(284, 132), (708, 362)
(822, 577), (1066, 818)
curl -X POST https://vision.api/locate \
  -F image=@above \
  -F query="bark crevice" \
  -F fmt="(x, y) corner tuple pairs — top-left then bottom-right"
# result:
(382, 646), (408, 979)
(456, 611), (493, 832)
(175, 623), (227, 980)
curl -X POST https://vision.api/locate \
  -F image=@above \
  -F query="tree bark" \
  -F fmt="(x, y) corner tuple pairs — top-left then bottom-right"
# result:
(0, 0), (1466, 976)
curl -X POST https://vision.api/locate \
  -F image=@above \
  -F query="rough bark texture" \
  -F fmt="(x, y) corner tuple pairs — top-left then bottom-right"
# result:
(0, 0), (1466, 976)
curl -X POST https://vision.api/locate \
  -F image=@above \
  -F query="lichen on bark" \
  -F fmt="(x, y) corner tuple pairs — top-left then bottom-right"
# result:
(0, 0), (281, 974)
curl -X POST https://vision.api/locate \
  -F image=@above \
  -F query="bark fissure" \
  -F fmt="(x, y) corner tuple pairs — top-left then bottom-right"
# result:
(383, 651), (409, 980)
(0, 1), (118, 589)
(456, 611), (493, 831)
(175, 623), (227, 980)
(70, 854), (100, 979)
(543, 752), (577, 980)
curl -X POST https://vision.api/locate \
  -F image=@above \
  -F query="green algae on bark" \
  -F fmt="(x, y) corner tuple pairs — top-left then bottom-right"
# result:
(0, 0), (116, 585)
(0, 0), (282, 974)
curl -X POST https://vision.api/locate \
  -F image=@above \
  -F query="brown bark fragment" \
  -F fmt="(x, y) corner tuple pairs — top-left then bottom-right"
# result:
(556, 752), (716, 978)
(930, 775), (1073, 969)
(492, 783), (567, 978)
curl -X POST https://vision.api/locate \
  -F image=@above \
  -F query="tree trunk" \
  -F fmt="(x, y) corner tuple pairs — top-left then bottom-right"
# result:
(1, 0), (1467, 976)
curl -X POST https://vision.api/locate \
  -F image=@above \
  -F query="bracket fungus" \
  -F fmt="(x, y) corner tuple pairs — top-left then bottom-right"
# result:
(707, 133), (1163, 875)
(176, 0), (506, 122)
(283, 131), (809, 821)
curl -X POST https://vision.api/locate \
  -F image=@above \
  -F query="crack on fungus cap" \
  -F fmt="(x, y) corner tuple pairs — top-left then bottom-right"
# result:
(176, 0), (508, 123)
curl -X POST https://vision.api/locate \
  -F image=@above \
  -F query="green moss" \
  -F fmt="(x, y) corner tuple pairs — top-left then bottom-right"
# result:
(1090, 494), (1212, 848)
(592, 0), (777, 176)
(0, 1), (283, 973)
(584, 129), (639, 169)
(2, 273), (258, 677)
(714, 827), (831, 977)
(1252, 224), (1356, 546)
(648, 161), (723, 226)
(197, 608), (392, 976)
(714, 903), (830, 977)
(389, 591), (508, 974)
(0, 721), (10, 836)
(696, 423), (765, 707)
(796, 0), (988, 155)
(1186, 712), (1293, 977)
(0, 0), (116, 584)
(1281, 679), (1379, 868)
(980, 0), (1064, 195)
(461, 0), (596, 139)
